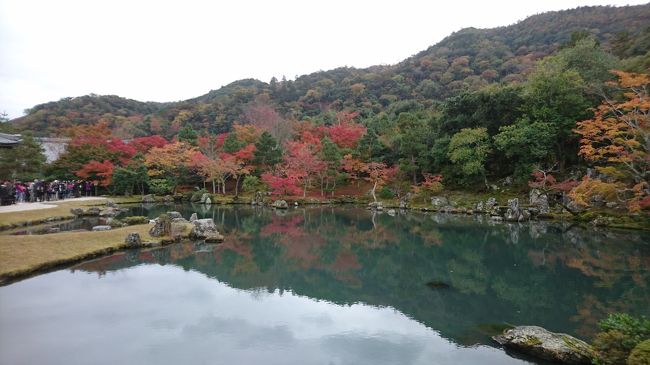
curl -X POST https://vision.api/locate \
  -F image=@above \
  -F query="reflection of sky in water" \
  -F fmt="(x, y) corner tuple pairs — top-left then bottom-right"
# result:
(0, 265), (534, 365)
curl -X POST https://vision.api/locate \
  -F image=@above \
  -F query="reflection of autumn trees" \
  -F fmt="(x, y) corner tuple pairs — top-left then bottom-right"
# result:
(73, 207), (650, 344)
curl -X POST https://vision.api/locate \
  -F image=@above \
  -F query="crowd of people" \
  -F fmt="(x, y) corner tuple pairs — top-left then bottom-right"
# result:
(0, 180), (95, 206)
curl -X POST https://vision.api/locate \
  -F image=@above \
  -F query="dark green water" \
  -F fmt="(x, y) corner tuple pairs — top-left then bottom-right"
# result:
(1, 205), (648, 365)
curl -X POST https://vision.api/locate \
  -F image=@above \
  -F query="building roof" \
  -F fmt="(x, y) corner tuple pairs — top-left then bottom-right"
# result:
(0, 133), (22, 147)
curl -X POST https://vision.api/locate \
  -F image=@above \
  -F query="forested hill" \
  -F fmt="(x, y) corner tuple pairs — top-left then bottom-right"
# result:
(8, 3), (650, 137)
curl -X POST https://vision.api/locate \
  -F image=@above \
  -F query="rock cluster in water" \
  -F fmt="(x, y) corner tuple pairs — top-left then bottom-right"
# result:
(272, 200), (289, 209)
(189, 219), (224, 242)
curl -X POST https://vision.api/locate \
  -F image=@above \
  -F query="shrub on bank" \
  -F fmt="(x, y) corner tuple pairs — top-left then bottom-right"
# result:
(593, 313), (650, 365)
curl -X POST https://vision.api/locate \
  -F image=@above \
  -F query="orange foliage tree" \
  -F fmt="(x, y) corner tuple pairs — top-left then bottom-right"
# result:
(75, 160), (114, 188)
(575, 70), (649, 181)
(574, 70), (649, 212)
(144, 142), (196, 193)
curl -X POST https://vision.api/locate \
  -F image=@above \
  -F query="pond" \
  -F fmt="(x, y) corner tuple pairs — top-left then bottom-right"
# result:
(1, 205), (649, 365)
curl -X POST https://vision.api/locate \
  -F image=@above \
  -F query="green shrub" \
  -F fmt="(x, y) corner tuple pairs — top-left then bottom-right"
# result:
(122, 216), (148, 225)
(191, 189), (208, 202)
(148, 179), (174, 195)
(378, 187), (395, 199)
(628, 340), (650, 365)
(108, 219), (125, 228)
(242, 175), (261, 193)
(593, 314), (650, 365)
(595, 330), (634, 365)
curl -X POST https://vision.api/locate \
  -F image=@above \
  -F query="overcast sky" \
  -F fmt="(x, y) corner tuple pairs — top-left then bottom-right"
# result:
(0, 0), (647, 119)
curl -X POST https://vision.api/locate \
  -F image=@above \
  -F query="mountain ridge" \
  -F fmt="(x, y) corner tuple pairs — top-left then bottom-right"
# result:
(8, 3), (650, 137)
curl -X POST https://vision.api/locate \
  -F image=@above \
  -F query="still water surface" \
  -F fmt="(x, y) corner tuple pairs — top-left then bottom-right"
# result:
(1, 205), (648, 365)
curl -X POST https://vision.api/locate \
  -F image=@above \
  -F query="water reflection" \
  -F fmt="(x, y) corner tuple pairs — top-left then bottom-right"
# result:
(122, 205), (650, 339)
(0, 265), (536, 365)
(1, 205), (649, 365)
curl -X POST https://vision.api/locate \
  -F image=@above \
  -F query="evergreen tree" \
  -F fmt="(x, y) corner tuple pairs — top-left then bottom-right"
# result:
(253, 131), (282, 170)
(0, 133), (46, 180)
(177, 124), (198, 146)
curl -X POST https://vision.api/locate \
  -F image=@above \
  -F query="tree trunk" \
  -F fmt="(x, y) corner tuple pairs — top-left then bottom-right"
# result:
(371, 181), (378, 203)
(411, 155), (417, 185)
(212, 180), (216, 194)
(235, 175), (241, 197)
(320, 176), (324, 196)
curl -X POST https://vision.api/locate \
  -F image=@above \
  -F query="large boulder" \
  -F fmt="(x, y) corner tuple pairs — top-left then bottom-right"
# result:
(493, 326), (594, 364)
(475, 201), (485, 212)
(431, 196), (450, 209)
(399, 192), (412, 209)
(141, 194), (156, 203)
(272, 200), (288, 209)
(252, 191), (265, 206)
(148, 216), (170, 237)
(529, 189), (550, 214)
(85, 207), (101, 216)
(167, 211), (183, 220)
(485, 197), (497, 211)
(124, 232), (142, 247)
(70, 208), (84, 216)
(99, 207), (119, 217)
(505, 198), (530, 222)
(189, 218), (224, 242)
(189, 213), (198, 222)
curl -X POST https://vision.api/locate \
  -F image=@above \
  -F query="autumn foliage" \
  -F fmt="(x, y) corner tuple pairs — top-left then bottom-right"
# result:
(576, 70), (649, 181)
(76, 160), (114, 187)
(574, 70), (649, 212)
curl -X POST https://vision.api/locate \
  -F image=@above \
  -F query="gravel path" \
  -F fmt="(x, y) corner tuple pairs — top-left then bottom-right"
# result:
(0, 197), (106, 213)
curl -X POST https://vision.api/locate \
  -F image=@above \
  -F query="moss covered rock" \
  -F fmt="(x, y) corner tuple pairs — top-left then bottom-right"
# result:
(493, 326), (594, 364)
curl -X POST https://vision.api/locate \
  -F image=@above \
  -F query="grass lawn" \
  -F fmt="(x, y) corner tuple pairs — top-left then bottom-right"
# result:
(0, 224), (159, 282)
(0, 199), (109, 229)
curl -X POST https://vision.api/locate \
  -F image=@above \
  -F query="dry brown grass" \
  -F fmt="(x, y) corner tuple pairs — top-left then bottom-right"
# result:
(0, 224), (158, 280)
(0, 199), (107, 228)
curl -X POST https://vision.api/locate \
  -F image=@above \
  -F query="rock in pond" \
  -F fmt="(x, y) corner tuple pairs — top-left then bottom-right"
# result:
(387, 209), (396, 216)
(99, 207), (119, 217)
(189, 218), (224, 243)
(272, 200), (288, 209)
(493, 326), (594, 364)
(141, 194), (156, 203)
(124, 232), (142, 247)
(167, 211), (183, 220)
(505, 198), (530, 222)
(425, 280), (451, 289)
(200, 193), (211, 204)
(149, 217), (168, 237)
(70, 208), (84, 216)
(86, 207), (101, 216)
(431, 196), (450, 209)
(92, 225), (112, 231)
